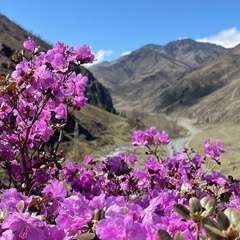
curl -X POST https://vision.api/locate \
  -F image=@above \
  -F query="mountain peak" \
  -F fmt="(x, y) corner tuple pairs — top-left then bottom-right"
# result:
(90, 38), (227, 115)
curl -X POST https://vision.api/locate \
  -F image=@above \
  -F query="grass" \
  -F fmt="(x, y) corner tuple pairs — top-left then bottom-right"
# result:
(190, 123), (240, 178)
(59, 105), (182, 167)
(139, 113), (183, 138)
(59, 104), (144, 162)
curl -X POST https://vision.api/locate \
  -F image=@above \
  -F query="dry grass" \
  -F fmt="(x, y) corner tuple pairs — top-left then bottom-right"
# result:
(59, 105), (181, 167)
(137, 113), (183, 138)
(190, 123), (240, 178)
(59, 104), (144, 163)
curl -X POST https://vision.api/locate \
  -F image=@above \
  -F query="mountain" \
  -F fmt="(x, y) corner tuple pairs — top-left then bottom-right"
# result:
(156, 44), (240, 123)
(90, 39), (226, 114)
(0, 14), (115, 113)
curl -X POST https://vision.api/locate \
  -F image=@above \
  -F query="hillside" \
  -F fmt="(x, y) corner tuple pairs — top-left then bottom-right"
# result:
(59, 104), (142, 160)
(90, 39), (226, 114)
(154, 44), (240, 123)
(59, 103), (183, 161)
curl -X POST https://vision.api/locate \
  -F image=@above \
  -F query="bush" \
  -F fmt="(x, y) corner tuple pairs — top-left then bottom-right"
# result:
(0, 37), (239, 240)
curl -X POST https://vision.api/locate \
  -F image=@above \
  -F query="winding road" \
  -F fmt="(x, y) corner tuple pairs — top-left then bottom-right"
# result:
(168, 118), (200, 157)
(101, 118), (200, 160)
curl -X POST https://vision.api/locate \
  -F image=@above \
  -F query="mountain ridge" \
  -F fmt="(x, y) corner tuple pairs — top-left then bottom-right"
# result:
(162, 43), (240, 123)
(90, 38), (226, 118)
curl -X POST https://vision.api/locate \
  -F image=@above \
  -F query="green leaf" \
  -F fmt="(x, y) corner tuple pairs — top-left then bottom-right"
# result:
(216, 212), (230, 230)
(235, 223), (240, 233)
(17, 200), (25, 212)
(189, 197), (202, 214)
(3, 208), (7, 218)
(75, 232), (96, 240)
(157, 229), (172, 240)
(173, 231), (185, 240)
(200, 196), (216, 217)
(202, 217), (224, 240)
(224, 207), (240, 226)
(202, 207), (215, 218)
(93, 209), (105, 221)
(173, 204), (191, 220)
(0, 208), (7, 219)
(199, 235), (208, 240)
(220, 191), (231, 203)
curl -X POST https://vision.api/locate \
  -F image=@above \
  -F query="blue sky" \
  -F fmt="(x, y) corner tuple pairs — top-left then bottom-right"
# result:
(1, 0), (240, 65)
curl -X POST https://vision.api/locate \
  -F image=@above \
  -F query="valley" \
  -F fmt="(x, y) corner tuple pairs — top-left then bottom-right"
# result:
(89, 39), (240, 178)
(1, 13), (240, 179)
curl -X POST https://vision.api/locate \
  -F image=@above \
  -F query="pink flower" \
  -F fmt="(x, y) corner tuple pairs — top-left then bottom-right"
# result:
(42, 179), (67, 198)
(2, 212), (46, 240)
(204, 139), (224, 160)
(158, 130), (170, 144)
(0, 188), (29, 212)
(73, 95), (88, 108)
(126, 153), (138, 165)
(202, 170), (227, 185)
(132, 127), (170, 146)
(132, 130), (148, 146)
(51, 53), (68, 71)
(96, 214), (147, 240)
(23, 37), (38, 53)
(74, 74), (88, 93)
(31, 120), (54, 142)
(45, 226), (65, 240)
(0, 230), (13, 240)
(56, 194), (93, 237)
(55, 103), (67, 119)
(83, 155), (96, 165)
(75, 45), (95, 64)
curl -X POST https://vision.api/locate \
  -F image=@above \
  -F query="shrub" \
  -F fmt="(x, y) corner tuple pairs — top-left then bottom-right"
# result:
(0, 37), (239, 240)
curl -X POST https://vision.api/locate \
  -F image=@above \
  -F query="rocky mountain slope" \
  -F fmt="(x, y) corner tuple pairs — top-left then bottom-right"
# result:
(90, 39), (226, 114)
(159, 44), (240, 123)
(91, 38), (240, 123)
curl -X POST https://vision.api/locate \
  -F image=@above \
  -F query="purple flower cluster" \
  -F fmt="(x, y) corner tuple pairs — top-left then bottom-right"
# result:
(204, 138), (225, 160)
(23, 37), (39, 53)
(0, 38), (239, 240)
(132, 127), (170, 146)
(0, 37), (94, 193)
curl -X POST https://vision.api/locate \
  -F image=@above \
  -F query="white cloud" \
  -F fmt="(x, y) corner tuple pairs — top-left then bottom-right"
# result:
(94, 49), (114, 63)
(84, 49), (114, 67)
(196, 27), (240, 48)
(121, 51), (131, 56)
(178, 37), (188, 40)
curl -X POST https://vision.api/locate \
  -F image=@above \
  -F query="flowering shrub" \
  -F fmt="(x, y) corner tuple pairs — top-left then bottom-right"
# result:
(0, 37), (239, 240)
